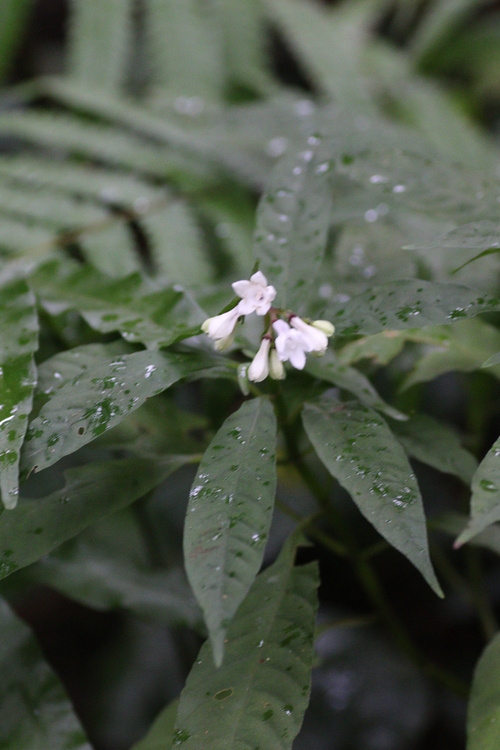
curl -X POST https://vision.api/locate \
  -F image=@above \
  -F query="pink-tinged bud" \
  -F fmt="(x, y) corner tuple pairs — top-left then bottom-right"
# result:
(248, 338), (271, 382)
(312, 320), (335, 337)
(269, 348), (286, 380)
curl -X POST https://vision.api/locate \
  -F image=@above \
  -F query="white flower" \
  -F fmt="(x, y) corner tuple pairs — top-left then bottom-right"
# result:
(290, 316), (329, 355)
(232, 271), (277, 316)
(273, 319), (310, 370)
(269, 348), (285, 380)
(201, 307), (240, 341)
(248, 338), (271, 382)
(312, 320), (335, 337)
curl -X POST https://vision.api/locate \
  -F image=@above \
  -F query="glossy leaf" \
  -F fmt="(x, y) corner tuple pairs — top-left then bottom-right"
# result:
(184, 397), (277, 666)
(456, 437), (500, 547)
(253, 134), (334, 313)
(338, 328), (452, 367)
(27, 507), (201, 629)
(0, 454), (187, 580)
(174, 535), (319, 750)
(432, 512), (500, 558)
(22, 344), (228, 475)
(405, 221), (500, 253)
(391, 414), (478, 485)
(131, 699), (178, 750)
(0, 276), (38, 509)
(322, 280), (500, 337)
(305, 350), (407, 421)
(467, 631), (500, 750)
(31, 259), (205, 348)
(0, 597), (91, 749)
(302, 396), (442, 596)
(403, 319), (500, 390)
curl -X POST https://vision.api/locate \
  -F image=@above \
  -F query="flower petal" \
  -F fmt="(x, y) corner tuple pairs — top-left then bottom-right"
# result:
(232, 280), (251, 298)
(250, 271), (268, 286)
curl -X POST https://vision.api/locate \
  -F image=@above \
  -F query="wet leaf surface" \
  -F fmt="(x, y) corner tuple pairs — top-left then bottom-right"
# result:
(184, 397), (277, 665)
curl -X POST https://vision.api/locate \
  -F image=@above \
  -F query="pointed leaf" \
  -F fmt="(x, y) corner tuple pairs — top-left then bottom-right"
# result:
(305, 350), (407, 421)
(31, 259), (205, 348)
(68, 0), (133, 93)
(0, 276), (38, 509)
(131, 699), (178, 750)
(467, 631), (500, 750)
(254, 135), (334, 312)
(22, 343), (228, 475)
(0, 597), (92, 749)
(456, 437), (500, 547)
(184, 397), (277, 666)
(390, 414), (478, 485)
(403, 319), (500, 390)
(174, 536), (319, 750)
(323, 280), (500, 336)
(0, 454), (187, 580)
(302, 396), (442, 596)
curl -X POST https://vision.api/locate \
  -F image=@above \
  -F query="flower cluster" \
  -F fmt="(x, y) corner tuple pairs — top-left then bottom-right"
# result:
(201, 271), (334, 383)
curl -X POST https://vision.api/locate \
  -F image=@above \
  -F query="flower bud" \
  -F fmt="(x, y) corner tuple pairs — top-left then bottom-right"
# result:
(237, 364), (250, 396)
(248, 338), (271, 382)
(202, 307), (240, 341)
(312, 320), (335, 337)
(269, 348), (286, 380)
(214, 330), (235, 351)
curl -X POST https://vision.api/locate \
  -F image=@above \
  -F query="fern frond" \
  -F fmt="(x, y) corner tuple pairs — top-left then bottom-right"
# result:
(145, 0), (224, 99)
(67, 0), (133, 94)
(0, 156), (166, 210)
(0, 217), (54, 257)
(141, 201), (213, 286)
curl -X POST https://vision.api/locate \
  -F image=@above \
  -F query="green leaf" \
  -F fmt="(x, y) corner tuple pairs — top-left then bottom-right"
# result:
(145, 0), (224, 99)
(0, 597), (91, 749)
(0, 276), (38, 509)
(31, 259), (205, 348)
(68, 0), (133, 93)
(406, 221), (500, 253)
(410, 0), (486, 64)
(174, 536), (319, 750)
(27, 508), (201, 629)
(338, 328), (451, 367)
(216, 0), (275, 96)
(302, 395), (442, 596)
(263, 0), (373, 110)
(254, 135), (334, 313)
(323, 280), (500, 337)
(482, 352), (500, 368)
(0, 154), (166, 209)
(131, 699), (178, 750)
(0, 454), (187, 580)
(22, 343), (227, 475)
(455, 437), (500, 547)
(142, 201), (213, 285)
(0, 0), (34, 82)
(403, 319), (500, 390)
(467, 631), (500, 750)
(390, 414), (478, 485)
(0, 216), (54, 257)
(184, 397), (277, 666)
(432, 512), (500, 558)
(305, 350), (407, 421)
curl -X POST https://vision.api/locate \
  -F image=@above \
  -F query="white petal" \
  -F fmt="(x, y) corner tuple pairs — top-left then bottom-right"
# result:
(289, 348), (307, 370)
(237, 297), (257, 315)
(250, 270), (268, 286)
(273, 319), (290, 336)
(248, 339), (271, 382)
(232, 279), (251, 297)
(207, 308), (239, 339)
